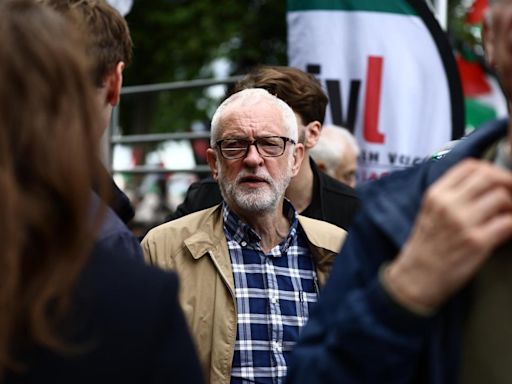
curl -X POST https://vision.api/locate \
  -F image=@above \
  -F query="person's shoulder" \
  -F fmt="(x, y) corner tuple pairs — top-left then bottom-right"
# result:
(72, 252), (185, 376)
(298, 215), (346, 252)
(18, 255), (183, 382)
(82, 248), (179, 320)
(189, 176), (219, 189)
(89, 193), (132, 240)
(89, 195), (143, 261)
(145, 204), (222, 241)
(318, 171), (359, 200)
(166, 177), (222, 221)
(184, 177), (220, 199)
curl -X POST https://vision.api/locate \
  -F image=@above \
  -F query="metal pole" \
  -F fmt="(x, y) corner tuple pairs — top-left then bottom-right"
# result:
(429, 0), (448, 30)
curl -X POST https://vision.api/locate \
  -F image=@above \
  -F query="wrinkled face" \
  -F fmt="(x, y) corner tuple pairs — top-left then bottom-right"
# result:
(485, 0), (512, 98)
(335, 145), (358, 188)
(207, 101), (303, 216)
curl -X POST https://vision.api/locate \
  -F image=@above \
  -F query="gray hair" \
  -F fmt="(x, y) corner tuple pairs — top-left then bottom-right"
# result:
(210, 88), (298, 146)
(310, 124), (359, 173)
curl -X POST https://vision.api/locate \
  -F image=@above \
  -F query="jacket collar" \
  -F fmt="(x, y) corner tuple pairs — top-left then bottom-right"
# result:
(359, 119), (508, 249)
(183, 205), (225, 260)
(183, 205), (235, 292)
(180, 204), (342, 290)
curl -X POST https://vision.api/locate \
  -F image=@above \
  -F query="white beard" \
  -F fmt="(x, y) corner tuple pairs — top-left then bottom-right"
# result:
(218, 158), (293, 214)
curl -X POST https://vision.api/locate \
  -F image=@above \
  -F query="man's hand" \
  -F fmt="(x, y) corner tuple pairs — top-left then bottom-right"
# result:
(384, 159), (512, 313)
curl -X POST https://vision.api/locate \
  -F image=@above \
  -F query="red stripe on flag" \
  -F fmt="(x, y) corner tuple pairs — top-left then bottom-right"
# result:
(456, 55), (491, 97)
(466, 0), (488, 24)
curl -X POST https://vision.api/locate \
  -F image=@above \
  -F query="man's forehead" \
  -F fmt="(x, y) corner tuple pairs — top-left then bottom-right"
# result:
(220, 103), (283, 128)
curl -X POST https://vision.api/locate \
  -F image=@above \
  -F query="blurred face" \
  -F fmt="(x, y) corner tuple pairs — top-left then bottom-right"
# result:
(485, 0), (512, 98)
(207, 101), (304, 215)
(335, 145), (358, 188)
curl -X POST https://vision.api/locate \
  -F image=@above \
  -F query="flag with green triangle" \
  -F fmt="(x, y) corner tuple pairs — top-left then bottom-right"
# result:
(457, 0), (507, 134)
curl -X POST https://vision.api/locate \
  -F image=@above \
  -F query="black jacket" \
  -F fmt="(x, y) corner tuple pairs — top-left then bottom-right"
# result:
(168, 158), (360, 230)
(91, 193), (143, 261)
(6, 199), (204, 384)
(94, 163), (135, 225)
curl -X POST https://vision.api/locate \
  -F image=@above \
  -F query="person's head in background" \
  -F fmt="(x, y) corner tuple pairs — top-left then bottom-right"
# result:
(230, 65), (328, 155)
(38, 0), (132, 139)
(0, 0), (104, 376)
(310, 124), (360, 188)
(484, 0), (512, 101)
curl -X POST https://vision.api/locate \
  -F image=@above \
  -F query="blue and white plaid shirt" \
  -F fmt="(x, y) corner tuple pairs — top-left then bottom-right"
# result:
(223, 201), (318, 384)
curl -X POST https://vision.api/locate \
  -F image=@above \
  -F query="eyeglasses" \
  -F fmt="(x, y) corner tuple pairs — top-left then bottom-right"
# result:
(215, 136), (296, 160)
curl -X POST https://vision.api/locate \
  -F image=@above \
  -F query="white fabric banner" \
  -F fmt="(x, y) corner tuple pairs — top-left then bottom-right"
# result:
(106, 0), (133, 16)
(288, 0), (463, 181)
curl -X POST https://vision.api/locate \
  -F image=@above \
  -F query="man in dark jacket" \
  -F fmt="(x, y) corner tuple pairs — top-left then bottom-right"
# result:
(287, 0), (512, 382)
(42, 0), (136, 225)
(168, 66), (360, 230)
(41, 0), (141, 261)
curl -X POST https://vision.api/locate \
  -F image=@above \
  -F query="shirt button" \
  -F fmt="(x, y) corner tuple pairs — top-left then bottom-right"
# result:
(240, 241), (247, 247)
(271, 296), (278, 304)
(273, 341), (281, 352)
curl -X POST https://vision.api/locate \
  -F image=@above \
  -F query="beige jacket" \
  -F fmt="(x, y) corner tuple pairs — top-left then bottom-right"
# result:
(142, 204), (346, 384)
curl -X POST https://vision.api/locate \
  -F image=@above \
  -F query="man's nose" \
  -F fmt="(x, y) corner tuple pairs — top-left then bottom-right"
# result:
(243, 143), (264, 165)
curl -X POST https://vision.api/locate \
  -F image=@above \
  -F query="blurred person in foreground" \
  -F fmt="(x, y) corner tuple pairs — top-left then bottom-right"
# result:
(40, 0), (142, 260)
(168, 65), (360, 230)
(309, 124), (360, 188)
(0, 1), (202, 383)
(40, 0), (135, 226)
(143, 88), (346, 384)
(286, 0), (512, 383)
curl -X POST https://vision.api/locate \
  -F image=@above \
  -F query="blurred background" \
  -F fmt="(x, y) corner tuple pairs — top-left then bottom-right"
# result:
(108, 0), (503, 236)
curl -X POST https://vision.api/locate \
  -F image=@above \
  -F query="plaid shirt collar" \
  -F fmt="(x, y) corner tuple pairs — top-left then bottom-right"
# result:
(222, 199), (299, 255)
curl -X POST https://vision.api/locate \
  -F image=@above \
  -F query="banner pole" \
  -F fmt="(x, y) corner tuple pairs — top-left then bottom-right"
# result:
(432, 0), (448, 30)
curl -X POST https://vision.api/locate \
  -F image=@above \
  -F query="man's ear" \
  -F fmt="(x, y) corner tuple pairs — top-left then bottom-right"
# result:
(105, 61), (125, 107)
(206, 148), (220, 181)
(483, 11), (496, 69)
(303, 121), (322, 150)
(291, 143), (305, 177)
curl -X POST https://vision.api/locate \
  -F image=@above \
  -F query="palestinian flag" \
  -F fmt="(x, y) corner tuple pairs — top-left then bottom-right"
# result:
(287, 0), (464, 181)
(458, 0), (507, 133)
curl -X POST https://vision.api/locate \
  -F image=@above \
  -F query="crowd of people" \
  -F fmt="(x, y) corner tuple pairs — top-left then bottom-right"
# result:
(2, 0), (512, 383)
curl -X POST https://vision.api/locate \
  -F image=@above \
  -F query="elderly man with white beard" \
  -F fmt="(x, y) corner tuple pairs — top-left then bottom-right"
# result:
(142, 88), (345, 384)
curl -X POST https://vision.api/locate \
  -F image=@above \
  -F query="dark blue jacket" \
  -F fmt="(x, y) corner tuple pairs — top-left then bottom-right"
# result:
(93, 193), (143, 261)
(286, 119), (508, 384)
(94, 163), (136, 225)
(6, 199), (203, 384)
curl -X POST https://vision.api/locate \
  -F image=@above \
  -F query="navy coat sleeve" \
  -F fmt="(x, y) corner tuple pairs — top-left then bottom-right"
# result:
(149, 273), (204, 384)
(286, 212), (432, 384)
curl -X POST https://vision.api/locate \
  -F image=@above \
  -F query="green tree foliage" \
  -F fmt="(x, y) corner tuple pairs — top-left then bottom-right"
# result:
(448, 0), (485, 58)
(120, 0), (286, 136)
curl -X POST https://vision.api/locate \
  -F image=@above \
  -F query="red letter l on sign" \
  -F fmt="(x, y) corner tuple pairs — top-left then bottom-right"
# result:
(363, 56), (385, 143)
